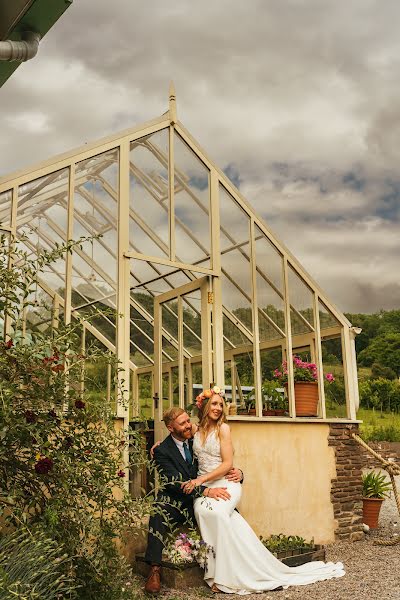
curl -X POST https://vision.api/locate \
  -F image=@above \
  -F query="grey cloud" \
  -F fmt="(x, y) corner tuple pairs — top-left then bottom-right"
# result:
(1, 0), (399, 312)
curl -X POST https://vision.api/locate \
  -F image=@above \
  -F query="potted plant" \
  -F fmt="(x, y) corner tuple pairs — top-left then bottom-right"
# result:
(274, 395), (288, 416)
(362, 471), (392, 529)
(261, 381), (280, 416)
(245, 394), (256, 416)
(273, 356), (335, 417)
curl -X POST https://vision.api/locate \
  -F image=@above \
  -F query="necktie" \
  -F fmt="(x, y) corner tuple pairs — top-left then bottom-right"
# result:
(183, 441), (192, 464)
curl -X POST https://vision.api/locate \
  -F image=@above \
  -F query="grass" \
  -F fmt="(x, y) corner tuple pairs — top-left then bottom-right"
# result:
(357, 407), (400, 441)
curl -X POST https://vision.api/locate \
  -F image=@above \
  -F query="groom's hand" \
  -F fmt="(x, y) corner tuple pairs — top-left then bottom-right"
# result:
(205, 487), (231, 501)
(225, 467), (243, 482)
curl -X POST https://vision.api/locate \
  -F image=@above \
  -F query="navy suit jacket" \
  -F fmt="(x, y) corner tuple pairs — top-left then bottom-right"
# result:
(153, 434), (204, 512)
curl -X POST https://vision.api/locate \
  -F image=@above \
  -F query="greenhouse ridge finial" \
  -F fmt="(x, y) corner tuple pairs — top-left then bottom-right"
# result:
(169, 81), (177, 124)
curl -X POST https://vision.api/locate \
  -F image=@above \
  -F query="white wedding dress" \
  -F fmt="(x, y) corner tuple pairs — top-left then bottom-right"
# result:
(193, 430), (345, 594)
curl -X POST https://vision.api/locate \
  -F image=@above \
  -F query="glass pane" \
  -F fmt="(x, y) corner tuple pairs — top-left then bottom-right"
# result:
(17, 169), (69, 300)
(260, 347), (287, 416)
(322, 333), (347, 418)
(130, 305), (154, 367)
(174, 133), (210, 266)
(191, 362), (202, 397)
(78, 296), (117, 346)
(25, 288), (54, 338)
(130, 129), (169, 259)
(254, 226), (283, 292)
(255, 225), (285, 343)
(288, 266), (314, 337)
(234, 352), (255, 415)
(222, 314), (250, 350)
(319, 301), (341, 331)
(219, 185), (249, 251)
(171, 366), (179, 406)
(73, 150), (119, 310)
(0, 190), (12, 228)
(161, 298), (179, 363)
(182, 290), (202, 357)
(219, 189), (252, 337)
(84, 331), (114, 409)
(162, 372), (170, 412)
(184, 358), (191, 411)
(138, 373), (153, 420)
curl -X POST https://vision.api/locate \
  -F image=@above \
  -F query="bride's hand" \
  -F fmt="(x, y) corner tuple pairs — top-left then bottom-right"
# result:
(181, 477), (204, 493)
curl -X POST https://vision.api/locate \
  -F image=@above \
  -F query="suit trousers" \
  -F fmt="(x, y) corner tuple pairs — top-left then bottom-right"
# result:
(145, 497), (195, 565)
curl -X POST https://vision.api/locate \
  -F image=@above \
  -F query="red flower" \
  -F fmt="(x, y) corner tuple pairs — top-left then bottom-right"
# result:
(64, 436), (73, 449)
(35, 457), (54, 474)
(25, 410), (37, 424)
(117, 470), (125, 478)
(51, 363), (64, 373)
(75, 399), (86, 409)
(5, 339), (13, 349)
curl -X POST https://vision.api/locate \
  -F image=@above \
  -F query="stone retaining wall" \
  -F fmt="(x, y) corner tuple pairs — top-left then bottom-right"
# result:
(360, 441), (400, 469)
(328, 423), (364, 541)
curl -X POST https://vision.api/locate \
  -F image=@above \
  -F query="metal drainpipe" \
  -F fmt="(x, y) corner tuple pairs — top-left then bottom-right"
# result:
(0, 31), (41, 61)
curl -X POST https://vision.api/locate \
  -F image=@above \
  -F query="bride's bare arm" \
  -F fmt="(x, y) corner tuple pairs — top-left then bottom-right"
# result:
(183, 424), (233, 491)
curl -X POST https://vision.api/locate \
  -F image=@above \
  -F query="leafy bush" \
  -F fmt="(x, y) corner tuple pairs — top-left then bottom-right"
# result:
(0, 235), (154, 599)
(361, 424), (400, 442)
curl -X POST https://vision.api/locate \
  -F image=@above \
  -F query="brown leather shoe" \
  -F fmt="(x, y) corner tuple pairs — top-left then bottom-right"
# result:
(145, 565), (162, 594)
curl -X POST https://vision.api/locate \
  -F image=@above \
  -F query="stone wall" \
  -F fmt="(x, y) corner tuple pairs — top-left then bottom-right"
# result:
(360, 441), (400, 469)
(328, 423), (364, 541)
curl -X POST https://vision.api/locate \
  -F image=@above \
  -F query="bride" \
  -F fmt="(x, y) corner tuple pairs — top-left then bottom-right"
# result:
(181, 387), (345, 594)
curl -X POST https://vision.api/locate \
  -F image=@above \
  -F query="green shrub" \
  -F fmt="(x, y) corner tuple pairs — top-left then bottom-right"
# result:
(0, 235), (154, 600)
(0, 527), (77, 599)
(361, 424), (400, 442)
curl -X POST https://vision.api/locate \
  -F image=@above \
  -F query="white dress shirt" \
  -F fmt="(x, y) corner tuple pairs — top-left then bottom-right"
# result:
(171, 435), (190, 461)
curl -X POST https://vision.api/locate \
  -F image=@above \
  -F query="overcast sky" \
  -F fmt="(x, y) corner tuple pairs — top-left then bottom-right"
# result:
(1, 0), (399, 313)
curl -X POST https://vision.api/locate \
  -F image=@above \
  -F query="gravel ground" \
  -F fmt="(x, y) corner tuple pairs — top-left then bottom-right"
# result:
(135, 475), (400, 600)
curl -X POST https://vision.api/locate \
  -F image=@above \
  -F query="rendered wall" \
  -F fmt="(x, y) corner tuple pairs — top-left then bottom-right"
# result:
(229, 421), (337, 544)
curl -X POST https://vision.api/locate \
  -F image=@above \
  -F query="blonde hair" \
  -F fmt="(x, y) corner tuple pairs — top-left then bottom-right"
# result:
(163, 407), (185, 427)
(198, 393), (227, 443)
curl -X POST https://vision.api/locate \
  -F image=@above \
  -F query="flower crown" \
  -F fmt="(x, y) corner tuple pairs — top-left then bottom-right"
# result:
(195, 386), (224, 412)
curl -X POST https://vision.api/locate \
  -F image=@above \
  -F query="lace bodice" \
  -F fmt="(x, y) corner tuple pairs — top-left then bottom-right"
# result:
(193, 430), (222, 477)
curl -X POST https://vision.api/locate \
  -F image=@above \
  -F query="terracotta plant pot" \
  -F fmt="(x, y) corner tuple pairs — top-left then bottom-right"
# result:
(274, 409), (286, 416)
(248, 408), (256, 416)
(293, 382), (319, 417)
(362, 497), (384, 529)
(262, 409), (275, 416)
(237, 408), (248, 416)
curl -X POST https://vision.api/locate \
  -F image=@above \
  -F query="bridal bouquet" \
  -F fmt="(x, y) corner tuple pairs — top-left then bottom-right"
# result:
(163, 531), (214, 569)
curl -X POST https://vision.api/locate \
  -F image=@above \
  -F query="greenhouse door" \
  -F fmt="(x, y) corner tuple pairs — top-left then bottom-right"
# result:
(154, 277), (213, 442)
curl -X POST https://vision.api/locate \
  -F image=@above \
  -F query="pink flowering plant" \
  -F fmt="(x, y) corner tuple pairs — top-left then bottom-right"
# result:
(273, 355), (335, 385)
(164, 530), (214, 569)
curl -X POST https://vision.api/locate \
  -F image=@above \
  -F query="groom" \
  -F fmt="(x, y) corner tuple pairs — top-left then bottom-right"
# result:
(144, 407), (243, 594)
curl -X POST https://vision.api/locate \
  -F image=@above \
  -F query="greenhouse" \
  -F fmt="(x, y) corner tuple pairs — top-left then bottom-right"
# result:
(0, 88), (362, 543)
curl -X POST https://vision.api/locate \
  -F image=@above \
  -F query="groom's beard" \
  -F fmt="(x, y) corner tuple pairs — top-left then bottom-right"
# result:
(170, 428), (192, 441)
